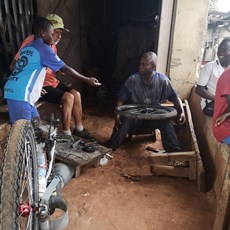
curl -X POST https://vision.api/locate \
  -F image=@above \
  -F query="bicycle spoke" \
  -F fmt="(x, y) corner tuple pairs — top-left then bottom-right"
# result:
(0, 120), (39, 230)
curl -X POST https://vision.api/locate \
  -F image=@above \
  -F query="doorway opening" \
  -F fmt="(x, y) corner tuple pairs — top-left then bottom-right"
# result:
(79, 0), (161, 98)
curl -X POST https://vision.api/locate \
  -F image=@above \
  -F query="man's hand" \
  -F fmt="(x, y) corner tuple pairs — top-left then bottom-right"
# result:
(87, 77), (101, 86)
(177, 112), (186, 125)
(173, 98), (186, 125)
(215, 113), (230, 126)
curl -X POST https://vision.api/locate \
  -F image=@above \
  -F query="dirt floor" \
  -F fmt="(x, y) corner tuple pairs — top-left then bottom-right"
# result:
(55, 99), (216, 230)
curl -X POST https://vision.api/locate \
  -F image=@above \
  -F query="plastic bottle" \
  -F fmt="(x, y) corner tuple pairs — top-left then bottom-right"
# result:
(37, 142), (47, 198)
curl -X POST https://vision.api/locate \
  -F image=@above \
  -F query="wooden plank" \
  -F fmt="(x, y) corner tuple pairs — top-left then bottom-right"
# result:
(55, 141), (112, 167)
(39, 122), (112, 169)
(150, 164), (189, 178)
(213, 156), (230, 230)
(184, 100), (205, 191)
(74, 165), (81, 178)
(148, 151), (196, 164)
(188, 155), (197, 181)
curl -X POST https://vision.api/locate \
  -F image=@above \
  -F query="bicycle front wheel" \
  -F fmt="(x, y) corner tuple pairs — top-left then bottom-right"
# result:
(0, 120), (39, 230)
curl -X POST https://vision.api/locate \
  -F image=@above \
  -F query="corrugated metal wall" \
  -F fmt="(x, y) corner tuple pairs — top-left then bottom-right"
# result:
(0, 0), (36, 97)
(0, 0), (36, 66)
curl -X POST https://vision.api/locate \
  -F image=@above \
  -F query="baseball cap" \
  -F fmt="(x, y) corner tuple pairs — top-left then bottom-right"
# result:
(45, 14), (70, 32)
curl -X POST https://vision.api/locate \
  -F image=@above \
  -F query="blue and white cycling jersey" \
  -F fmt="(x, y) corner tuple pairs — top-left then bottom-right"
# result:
(4, 38), (65, 105)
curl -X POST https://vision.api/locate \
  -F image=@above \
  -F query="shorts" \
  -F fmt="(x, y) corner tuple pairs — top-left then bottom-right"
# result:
(41, 82), (72, 104)
(6, 99), (39, 124)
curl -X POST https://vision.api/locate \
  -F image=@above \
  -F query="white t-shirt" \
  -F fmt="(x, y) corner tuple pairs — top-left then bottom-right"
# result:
(197, 60), (224, 109)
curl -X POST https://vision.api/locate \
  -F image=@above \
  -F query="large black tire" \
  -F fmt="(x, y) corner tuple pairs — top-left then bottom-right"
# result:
(115, 104), (177, 120)
(0, 120), (39, 230)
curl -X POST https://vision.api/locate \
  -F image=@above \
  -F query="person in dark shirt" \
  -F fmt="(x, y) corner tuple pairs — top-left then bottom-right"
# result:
(107, 51), (185, 152)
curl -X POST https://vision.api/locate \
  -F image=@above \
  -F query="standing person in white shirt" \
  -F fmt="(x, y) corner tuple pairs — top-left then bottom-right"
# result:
(195, 38), (230, 116)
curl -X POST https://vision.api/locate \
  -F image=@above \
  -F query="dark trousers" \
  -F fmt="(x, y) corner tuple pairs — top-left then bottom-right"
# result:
(107, 118), (180, 152)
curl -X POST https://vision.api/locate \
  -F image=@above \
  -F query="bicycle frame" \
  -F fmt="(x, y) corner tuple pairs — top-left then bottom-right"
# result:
(35, 116), (74, 230)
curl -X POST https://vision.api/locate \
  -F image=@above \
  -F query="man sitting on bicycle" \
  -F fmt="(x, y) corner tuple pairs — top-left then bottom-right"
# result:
(4, 17), (100, 126)
(106, 51), (186, 152)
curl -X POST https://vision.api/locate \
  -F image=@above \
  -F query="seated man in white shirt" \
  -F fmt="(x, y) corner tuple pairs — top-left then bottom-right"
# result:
(195, 38), (230, 116)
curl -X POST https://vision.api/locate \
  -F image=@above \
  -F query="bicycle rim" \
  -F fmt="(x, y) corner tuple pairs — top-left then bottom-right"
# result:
(115, 104), (177, 120)
(0, 120), (39, 230)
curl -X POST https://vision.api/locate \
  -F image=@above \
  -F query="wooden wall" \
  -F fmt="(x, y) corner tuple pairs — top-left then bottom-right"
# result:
(189, 87), (230, 230)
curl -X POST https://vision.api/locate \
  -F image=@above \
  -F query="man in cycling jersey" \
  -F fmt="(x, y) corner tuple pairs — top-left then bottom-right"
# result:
(9, 14), (96, 140)
(5, 17), (99, 134)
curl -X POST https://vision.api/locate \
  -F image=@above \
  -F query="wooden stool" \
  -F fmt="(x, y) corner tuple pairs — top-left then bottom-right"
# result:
(128, 128), (156, 141)
(55, 139), (112, 178)
(148, 151), (197, 181)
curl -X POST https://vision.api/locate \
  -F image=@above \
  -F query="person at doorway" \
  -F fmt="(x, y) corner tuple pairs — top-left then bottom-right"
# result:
(5, 17), (100, 135)
(9, 14), (96, 140)
(106, 51), (186, 152)
(195, 38), (230, 117)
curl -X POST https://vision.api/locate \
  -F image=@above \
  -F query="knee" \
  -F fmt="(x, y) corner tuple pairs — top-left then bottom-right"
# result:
(70, 89), (81, 102)
(61, 92), (74, 106)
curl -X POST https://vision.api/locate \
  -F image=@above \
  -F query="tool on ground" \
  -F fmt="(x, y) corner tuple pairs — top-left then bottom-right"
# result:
(145, 146), (159, 152)
(120, 172), (141, 181)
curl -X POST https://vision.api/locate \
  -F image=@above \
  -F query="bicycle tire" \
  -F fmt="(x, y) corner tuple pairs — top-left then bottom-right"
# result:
(0, 120), (39, 230)
(115, 104), (177, 120)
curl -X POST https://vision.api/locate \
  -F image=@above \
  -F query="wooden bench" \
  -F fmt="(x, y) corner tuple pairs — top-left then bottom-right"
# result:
(147, 100), (204, 189)
(149, 151), (196, 180)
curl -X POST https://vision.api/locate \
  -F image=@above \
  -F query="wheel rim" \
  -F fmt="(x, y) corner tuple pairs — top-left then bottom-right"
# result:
(18, 133), (37, 229)
(115, 104), (177, 120)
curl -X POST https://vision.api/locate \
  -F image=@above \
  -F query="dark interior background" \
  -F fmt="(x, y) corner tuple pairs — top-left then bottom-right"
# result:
(80, 0), (161, 98)
(0, 0), (160, 99)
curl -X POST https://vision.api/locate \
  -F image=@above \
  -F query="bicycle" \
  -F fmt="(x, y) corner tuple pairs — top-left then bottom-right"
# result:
(0, 114), (74, 230)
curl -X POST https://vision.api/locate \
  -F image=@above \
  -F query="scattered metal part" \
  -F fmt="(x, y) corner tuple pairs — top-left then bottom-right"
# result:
(72, 139), (82, 149)
(120, 172), (141, 181)
(146, 146), (159, 153)
(81, 192), (89, 197)
(72, 140), (96, 153)
(105, 153), (113, 159)
(81, 146), (95, 153)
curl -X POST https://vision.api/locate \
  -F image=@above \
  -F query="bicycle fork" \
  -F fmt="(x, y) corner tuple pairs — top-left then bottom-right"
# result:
(38, 162), (74, 230)
(36, 116), (74, 229)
